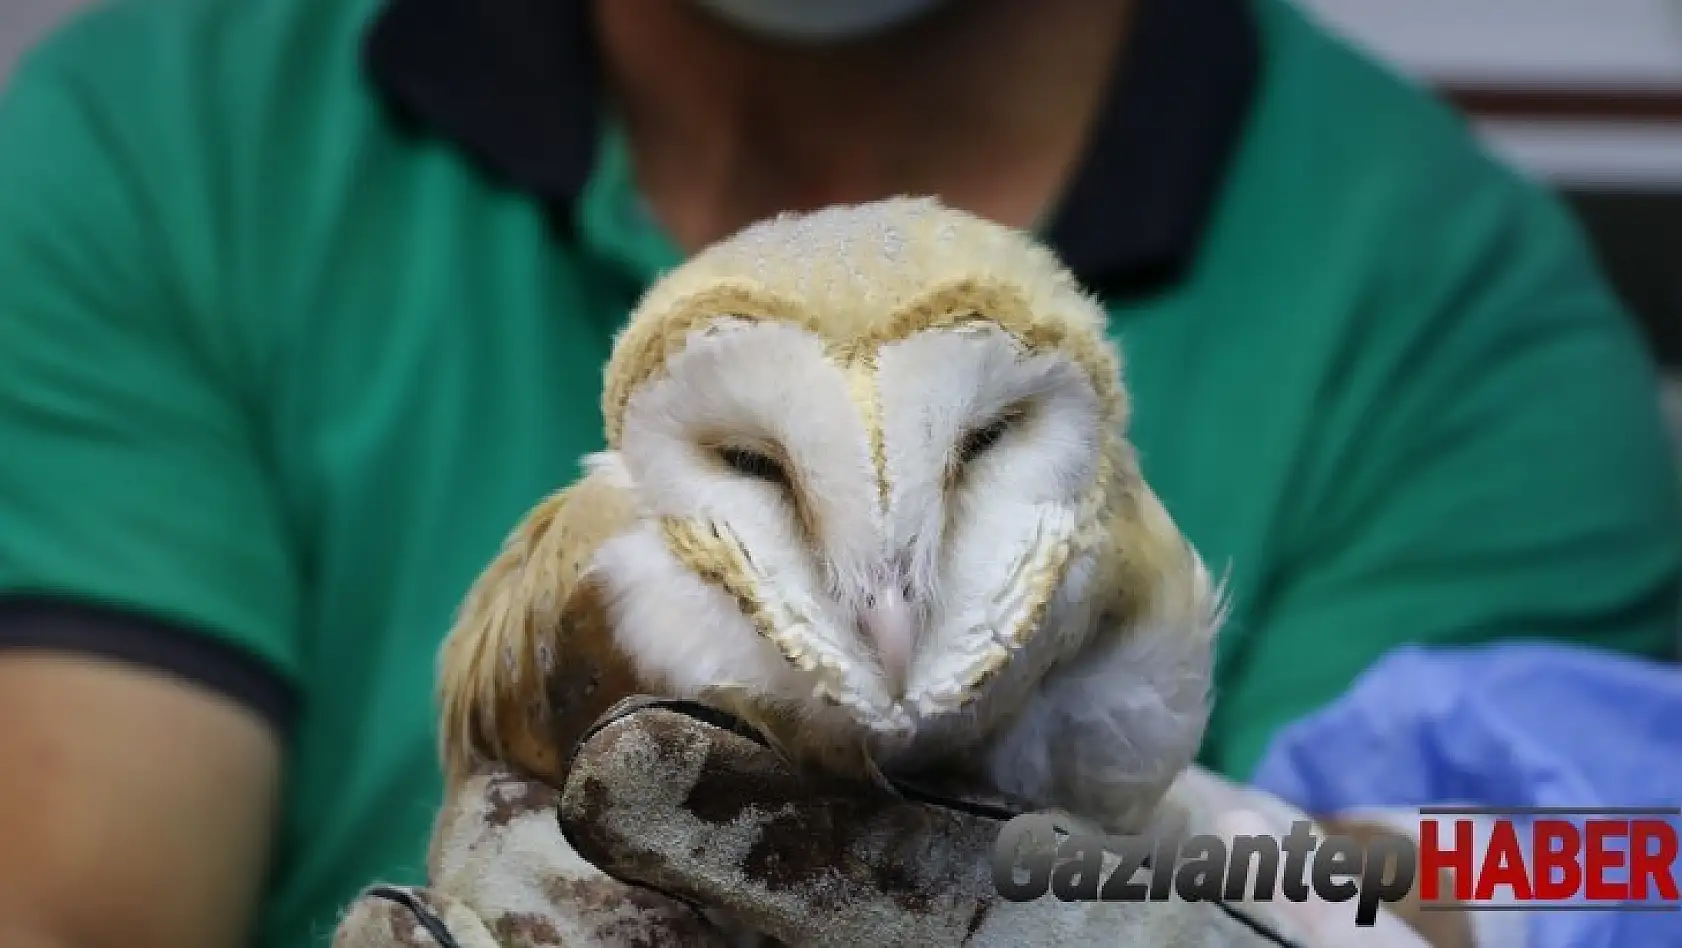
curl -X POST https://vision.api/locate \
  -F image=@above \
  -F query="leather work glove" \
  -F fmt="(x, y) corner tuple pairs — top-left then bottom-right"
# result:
(334, 698), (1434, 947)
(332, 758), (730, 947)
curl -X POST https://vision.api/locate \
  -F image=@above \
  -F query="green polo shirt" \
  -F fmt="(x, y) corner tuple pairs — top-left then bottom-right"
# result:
(0, 0), (1677, 944)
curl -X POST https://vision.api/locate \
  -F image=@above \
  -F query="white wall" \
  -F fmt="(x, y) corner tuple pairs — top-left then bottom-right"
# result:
(1297, 0), (1682, 190)
(1298, 0), (1682, 85)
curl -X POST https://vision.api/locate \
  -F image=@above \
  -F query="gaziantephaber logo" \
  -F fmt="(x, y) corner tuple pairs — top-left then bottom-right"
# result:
(1417, 807), (1680, 909)
(991, 807), (1682, 925)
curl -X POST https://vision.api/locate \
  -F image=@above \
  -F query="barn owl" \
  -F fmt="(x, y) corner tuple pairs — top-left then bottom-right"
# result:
(439, 196), (1225, 836)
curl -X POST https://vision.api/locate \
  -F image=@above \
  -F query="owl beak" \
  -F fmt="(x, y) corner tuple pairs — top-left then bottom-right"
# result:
(860, 583), (916, 699)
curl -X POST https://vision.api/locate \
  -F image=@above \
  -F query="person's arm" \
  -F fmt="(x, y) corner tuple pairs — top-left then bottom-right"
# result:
(1208, 152), (1682, 780)
(0, 15), (302, 948)
(0, 642), (281, 948)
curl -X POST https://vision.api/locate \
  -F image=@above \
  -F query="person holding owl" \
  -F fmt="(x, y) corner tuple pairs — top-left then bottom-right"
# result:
(0, 1), (1677, 948)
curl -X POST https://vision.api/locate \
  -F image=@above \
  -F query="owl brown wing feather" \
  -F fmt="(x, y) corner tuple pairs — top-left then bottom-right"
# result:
(437, 467), (650, 789)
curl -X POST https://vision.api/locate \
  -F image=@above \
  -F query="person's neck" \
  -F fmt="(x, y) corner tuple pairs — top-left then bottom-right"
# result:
(595, 0), (1135, 253)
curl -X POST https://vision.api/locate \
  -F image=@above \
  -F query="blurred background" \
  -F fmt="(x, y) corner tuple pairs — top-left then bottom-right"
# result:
(1300, 0), (1682, 379)
(1301, 0), (1682, 524)
(23, 0), (1674, 395)
(6, 0), (1677, 369)
(5, 0), (1679, 509)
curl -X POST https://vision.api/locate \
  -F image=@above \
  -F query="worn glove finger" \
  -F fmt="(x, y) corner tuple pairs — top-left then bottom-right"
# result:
(333, 885), (501, 948)
(557, 698), (1311, 948)
(348, 769), (734, 947)
(1164, 768), (1441, 948)
(1212, 810), (1434, 948)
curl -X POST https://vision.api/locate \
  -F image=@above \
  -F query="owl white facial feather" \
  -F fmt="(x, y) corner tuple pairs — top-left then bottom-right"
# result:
(439, 196), (1226, 834)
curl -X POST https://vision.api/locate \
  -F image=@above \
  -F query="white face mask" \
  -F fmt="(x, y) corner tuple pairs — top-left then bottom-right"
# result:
(690, 0), (949, 43)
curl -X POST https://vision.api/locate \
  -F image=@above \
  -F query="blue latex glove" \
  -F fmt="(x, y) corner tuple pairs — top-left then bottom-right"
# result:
(1251, 642), (1682, 948)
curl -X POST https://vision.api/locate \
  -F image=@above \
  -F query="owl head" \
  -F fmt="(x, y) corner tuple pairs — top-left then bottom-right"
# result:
(581, 196), (1191, 776)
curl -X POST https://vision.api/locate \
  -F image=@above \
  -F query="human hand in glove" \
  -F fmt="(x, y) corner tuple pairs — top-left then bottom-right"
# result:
(335, 698), (1486, 947)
